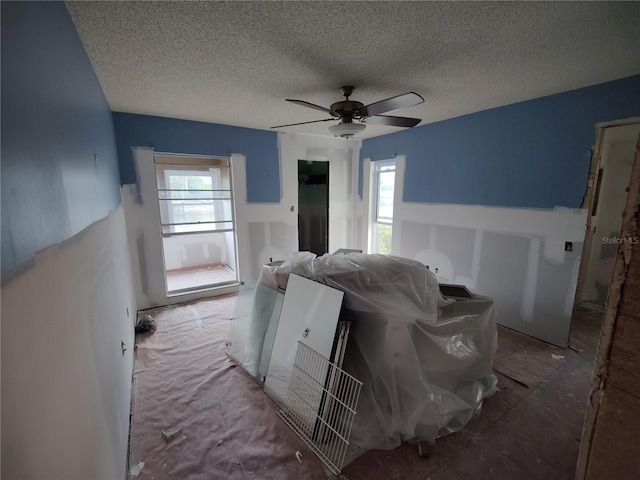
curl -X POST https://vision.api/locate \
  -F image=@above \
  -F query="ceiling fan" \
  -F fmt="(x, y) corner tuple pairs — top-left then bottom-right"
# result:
(271, 86), (424, 138)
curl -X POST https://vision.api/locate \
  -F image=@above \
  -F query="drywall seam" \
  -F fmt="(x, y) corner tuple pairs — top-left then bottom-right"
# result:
(471, 229), (484, 286)
(521, 238), (541, 323)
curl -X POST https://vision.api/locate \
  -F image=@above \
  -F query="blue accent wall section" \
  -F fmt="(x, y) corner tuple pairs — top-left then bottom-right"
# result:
(1, 1), (121, 277)
(112, 113), (280, 203)
(360, 76), (640, 209)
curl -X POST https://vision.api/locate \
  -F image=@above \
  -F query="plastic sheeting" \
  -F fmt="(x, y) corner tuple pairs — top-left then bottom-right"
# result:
(258, 252), (317, 290)
(270, 252), (498, 450)
(129, 296), (331, 479)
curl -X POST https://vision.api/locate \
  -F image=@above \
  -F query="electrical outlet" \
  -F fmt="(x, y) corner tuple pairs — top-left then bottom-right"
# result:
(565, 242), (573, 252)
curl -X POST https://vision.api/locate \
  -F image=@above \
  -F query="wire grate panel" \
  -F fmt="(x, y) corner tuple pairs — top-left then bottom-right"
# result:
(278, 341), (362, 474)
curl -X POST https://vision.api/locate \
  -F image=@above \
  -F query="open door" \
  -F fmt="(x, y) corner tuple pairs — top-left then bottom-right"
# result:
(575, 122), (640, 310)
(298, 160), (329, 255)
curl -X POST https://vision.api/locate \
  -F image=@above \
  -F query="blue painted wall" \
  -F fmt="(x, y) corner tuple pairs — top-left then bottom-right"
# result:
(361, 75), (640, 209)
(1, 1), (121, 278)
(112, 113), (280, 203)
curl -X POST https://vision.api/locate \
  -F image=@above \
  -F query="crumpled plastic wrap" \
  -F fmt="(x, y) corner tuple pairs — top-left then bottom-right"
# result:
(258, 251), (317, 290)
(287, 252), (498, 450)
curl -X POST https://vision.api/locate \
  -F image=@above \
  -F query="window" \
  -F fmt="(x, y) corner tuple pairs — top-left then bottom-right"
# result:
(373, 161), (395, 254)
(155, 158), (233, 235)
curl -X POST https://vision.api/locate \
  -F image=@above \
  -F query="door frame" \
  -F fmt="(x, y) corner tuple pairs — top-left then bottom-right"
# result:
(572, 118), (640, 311)
(297, 159), (330, 255)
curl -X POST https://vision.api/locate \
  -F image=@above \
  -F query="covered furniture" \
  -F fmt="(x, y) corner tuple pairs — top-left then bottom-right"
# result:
(231, 252), (497, 451)
(288, 253), (497, 450)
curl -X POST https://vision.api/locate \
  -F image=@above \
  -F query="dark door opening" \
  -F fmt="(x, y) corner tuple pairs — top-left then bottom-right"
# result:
(298, 160), (329, 255)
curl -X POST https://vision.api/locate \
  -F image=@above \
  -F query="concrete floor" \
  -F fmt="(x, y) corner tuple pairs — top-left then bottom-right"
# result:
(129, 298), (601, 480)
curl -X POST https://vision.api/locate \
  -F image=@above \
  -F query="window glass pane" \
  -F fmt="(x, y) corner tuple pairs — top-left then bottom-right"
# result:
(191, 175), (212, 189)
(168, 174), (212, 192)
(158, 199), (233, 224)
(157, 190), (230, 200)
(372, 160), (395, 254)
(376, 224), (393, 254)
(377, 170), (395, 220)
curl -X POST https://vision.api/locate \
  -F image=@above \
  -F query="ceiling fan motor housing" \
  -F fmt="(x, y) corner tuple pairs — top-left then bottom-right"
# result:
(330, 100), (365, 122)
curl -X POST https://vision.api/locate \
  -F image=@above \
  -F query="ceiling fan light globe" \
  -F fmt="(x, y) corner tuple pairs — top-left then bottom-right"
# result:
(328, 122), (366, 138)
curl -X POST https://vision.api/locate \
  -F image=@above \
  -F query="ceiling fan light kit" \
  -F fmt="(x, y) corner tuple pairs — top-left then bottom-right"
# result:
(328, 121), (367, 138)
(272, 86), (424, 138)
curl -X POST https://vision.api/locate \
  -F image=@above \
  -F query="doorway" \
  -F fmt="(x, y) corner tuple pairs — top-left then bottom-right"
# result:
(298, 160), (329, 255)
(575, 122), (640, 310)
(154, 154), (238, 294)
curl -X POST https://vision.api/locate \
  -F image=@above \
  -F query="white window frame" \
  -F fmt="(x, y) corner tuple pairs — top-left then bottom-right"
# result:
(371, 160), (395, 254)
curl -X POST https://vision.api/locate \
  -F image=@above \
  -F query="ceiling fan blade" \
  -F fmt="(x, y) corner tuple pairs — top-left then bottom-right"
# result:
(364, 115), (422, 128)
(286, 99), (339, 117)
(359, 92), (424, 116)
(271, 118), (335, 129)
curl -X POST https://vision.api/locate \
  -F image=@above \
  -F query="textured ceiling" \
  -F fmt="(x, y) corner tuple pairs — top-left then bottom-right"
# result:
(67, 1), (640, 139)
